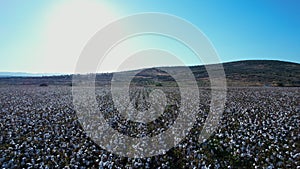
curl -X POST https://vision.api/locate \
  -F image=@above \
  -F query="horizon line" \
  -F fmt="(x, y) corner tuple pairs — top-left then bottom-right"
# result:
(0, 59), (299, 76)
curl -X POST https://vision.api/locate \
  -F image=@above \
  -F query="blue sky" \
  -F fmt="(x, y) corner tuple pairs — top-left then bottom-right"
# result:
(0, 0), (299, 73)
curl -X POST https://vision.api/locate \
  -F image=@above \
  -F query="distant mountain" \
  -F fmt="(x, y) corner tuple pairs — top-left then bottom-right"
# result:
(0, 60), (299, 87)
(0, 72), (62, 77)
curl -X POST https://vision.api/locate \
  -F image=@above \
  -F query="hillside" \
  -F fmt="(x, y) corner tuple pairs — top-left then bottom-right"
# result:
(123, 60), (300, 87)
(199, 60), (299, 87)
(0, 60), (299, 87)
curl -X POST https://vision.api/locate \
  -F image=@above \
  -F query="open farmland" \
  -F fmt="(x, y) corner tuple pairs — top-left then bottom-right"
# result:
(0, 86), (299, 168)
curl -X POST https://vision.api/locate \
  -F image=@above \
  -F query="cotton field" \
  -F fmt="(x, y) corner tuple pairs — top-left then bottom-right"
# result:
(0, 86), (299, 168)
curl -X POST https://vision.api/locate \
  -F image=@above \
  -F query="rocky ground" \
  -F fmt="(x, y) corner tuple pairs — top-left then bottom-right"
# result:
(0, 86), (299, 168)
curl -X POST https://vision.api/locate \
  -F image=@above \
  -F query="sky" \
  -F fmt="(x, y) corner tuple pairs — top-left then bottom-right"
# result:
(0, 0), (299, 73)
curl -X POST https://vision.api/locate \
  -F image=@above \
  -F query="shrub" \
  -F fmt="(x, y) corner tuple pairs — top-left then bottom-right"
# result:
(155, 82), (163, 86)
(39, 83), (48, 87)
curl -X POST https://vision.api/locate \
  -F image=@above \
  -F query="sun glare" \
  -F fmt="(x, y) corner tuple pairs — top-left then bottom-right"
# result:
(36, 0), (119, 73)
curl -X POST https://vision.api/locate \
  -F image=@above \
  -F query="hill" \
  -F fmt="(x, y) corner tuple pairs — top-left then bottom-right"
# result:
(121, 60), (300, 87)
(0, 60), (299, 87)
(200, 60), (299, 87)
